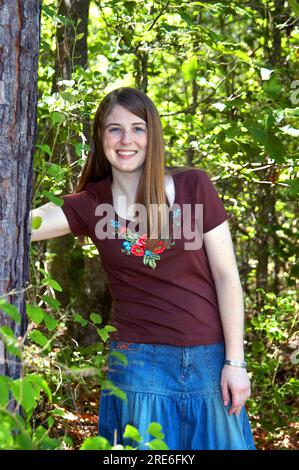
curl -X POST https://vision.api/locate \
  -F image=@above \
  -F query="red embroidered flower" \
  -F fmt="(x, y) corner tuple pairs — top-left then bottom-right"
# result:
(131, 244), (145, 256)
(137, 234), (147, 247)
(152, 241), (167, 254)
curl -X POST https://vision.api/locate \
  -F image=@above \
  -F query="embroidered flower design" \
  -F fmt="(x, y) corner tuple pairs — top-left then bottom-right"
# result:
(110, 209), (181, 269)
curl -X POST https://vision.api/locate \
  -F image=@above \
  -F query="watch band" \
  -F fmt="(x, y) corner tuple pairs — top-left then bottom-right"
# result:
(224, 359), (247, 369)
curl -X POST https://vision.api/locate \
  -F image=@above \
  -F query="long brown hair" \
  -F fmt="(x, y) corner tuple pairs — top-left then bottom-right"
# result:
(76, 87), (191, 248)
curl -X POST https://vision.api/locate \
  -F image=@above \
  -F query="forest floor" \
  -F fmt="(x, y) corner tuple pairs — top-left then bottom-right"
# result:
(50, 388), (298, 451)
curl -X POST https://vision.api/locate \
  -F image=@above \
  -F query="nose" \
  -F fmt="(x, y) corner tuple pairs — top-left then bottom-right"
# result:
(120, 129), (132, 144)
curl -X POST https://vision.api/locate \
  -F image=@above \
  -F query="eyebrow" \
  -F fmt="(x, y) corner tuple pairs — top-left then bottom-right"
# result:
(104, 122), (147, 128)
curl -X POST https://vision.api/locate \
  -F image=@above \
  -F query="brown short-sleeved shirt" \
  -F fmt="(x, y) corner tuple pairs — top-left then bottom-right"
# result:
(61, 169), (229, 346)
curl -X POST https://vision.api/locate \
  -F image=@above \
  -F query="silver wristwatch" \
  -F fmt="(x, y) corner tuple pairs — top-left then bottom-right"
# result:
(224, 359), (247, 369)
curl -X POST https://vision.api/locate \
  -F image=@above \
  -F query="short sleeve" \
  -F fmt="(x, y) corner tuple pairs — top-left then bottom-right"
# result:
(61, 191), (91, 237)
(198, 171), (229, 233)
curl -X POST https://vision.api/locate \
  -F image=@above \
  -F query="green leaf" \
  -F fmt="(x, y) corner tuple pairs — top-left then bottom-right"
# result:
(0, 376), (10, 406)
(42, 191), (64, 207)
(262, 77), (282, 99)
(0, 326), (21, 357)
(31, 216), (42, 230)
(35, 144), (52, 156)
(123, 424), (142, 442)
(29, 330), (49, 347)
(146, 438), (169, 450)
(90, 313), (102, 325)
(51, 408), (66, 416)
(288, 0), (299, 16)
(248, 126), (267, 144)
(80, 436), (111, 450)
(105, 325), (117, 333)
(96, 325), (117, 342)
(26, 304), (45, 324)
(265, 112), (275, 129)
(264, 134), (285, 162)
(75, 32), (84, 41)
(10, 379), (36, 413)
(74, 313), (88, 327)
(40, 294), (61, 311)
(46, 164), (63, 177)
(51, 111), (64, 124)
(43, 313), (58, 331)
(61, 92), (76, 103)
(182, 56), (198, 81)
(97, 327), (108, 342)
(41, 278), (63, 292)
(0, 301), (21, 324)
(110, 350), (128, 366)
(75, 143), (90, 157)
(47, 417), (54, 428)
(252, 341), (265, 353)
(101, 380), (127, 401)
(146, 422), (165, 439)
(0, 326), (15, 339)
(26, 374), (52, 401)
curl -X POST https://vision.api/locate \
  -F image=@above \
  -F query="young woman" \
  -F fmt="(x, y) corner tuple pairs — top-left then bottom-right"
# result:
(31, 87), (256, 450)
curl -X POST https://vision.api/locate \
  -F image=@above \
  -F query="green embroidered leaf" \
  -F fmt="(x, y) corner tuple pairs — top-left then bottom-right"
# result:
(149, 259), (157, 269)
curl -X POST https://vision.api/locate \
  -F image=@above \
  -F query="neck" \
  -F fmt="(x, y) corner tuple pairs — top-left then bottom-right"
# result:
(111, 167), (143, 203)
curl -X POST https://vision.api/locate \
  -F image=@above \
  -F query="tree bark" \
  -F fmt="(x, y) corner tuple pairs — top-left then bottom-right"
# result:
(0, 1), (41, 380)
(51, 0), (90, 94)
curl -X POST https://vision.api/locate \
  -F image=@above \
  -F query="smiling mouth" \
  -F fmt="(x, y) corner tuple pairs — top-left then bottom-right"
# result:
(116, 150), (138, 158)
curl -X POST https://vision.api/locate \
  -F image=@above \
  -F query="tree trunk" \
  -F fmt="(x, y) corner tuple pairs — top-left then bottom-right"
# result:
(0, 1), (41, 382)
(51, 0), (90, 94)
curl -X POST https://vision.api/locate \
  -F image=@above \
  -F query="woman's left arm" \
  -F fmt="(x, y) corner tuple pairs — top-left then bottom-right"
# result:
(203, 220), (251, 417)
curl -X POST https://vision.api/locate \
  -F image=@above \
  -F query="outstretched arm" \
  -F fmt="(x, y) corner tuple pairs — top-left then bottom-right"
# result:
(30, 202), (71, 241)
(203, 220), (251, 417)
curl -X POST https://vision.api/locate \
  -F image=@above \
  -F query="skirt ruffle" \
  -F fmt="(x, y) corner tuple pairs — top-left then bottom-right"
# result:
(99, 388), (256, 450)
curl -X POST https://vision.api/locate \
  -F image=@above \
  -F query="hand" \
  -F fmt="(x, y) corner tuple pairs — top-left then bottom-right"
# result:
(221, 364), (251, 416)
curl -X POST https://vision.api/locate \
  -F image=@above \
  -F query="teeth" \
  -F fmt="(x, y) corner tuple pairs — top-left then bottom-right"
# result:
(117, 151), (137, 156)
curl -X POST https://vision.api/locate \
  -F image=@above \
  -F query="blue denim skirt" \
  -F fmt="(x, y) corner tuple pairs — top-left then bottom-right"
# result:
(98, 340), (256, 450)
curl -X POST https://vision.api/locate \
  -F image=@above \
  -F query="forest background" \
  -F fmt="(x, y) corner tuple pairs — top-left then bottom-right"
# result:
(0, 0), (298, 451)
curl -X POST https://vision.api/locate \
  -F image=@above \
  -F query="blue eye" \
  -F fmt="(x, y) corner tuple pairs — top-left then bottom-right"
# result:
(108, 127), (145, 133)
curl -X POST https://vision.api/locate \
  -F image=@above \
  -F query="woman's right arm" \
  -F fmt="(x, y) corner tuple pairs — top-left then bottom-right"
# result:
(30, 202), (71, 242)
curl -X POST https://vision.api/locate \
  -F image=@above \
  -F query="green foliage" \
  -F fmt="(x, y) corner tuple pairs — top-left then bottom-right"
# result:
(0, 293), (168, 450)
(246, 289), (298, 448)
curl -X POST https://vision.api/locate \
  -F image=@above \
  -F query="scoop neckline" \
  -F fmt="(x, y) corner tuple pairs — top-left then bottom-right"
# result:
(107, 172), (178, 224)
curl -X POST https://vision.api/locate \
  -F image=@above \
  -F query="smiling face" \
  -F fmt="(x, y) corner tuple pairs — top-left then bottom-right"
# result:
(101, 104), (148, 173)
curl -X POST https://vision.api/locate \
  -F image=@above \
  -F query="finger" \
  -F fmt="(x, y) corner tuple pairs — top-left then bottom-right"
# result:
(221, 381), (230, 407)
(229, 393), (241, 416)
